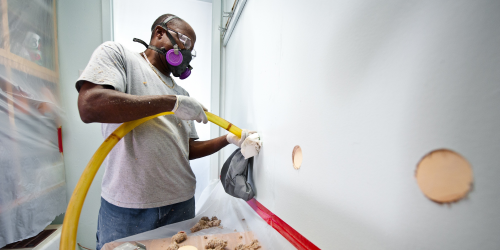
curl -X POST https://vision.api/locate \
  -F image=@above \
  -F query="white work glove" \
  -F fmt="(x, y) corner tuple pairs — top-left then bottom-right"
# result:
(227, 129), (262, 158)
(172, 95), (208, 124)
(241, 133), (261, 159)
(227, 129), (254, 147)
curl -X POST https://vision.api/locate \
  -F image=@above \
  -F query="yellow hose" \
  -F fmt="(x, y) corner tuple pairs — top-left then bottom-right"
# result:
(60, 111), (241, 250)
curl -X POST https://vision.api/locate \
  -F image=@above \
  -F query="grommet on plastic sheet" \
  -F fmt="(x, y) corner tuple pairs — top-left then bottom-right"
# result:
(292, 145), (302, 170)
(415, 149), (473, 204)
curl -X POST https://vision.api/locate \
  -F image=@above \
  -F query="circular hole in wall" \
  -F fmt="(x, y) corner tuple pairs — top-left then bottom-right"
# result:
(292, 145), (303, 169)
(415, 149), (473, 203)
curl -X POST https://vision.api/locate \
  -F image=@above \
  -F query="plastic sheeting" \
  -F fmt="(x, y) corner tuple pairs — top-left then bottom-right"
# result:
(0, 0), (66, 247)
(111, 180), (295, 249)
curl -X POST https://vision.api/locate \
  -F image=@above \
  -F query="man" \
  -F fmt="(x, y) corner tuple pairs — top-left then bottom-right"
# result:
(76, 14), (249, 250)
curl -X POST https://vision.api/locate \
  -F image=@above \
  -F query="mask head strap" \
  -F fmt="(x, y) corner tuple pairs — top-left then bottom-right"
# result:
(134, 15), (182, 54)
(132, 38), (166, 55)
(159, 16), (181, 54)
(160, 16), (178, 27)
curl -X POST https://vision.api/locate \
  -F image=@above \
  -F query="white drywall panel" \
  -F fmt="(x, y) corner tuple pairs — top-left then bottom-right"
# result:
(113, 0), (212, 202)
(222, 0), (500, 249)
(210, 0), (222, 180)
(57, 0), (106, 248)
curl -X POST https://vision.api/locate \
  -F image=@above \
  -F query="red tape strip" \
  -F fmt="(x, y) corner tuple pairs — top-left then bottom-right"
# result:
(58, 126), (63, 153)
(247, 199), (320, 250)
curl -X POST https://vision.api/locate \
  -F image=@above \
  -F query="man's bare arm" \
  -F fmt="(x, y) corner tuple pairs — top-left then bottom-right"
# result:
(78, 81), (177, 123)
(189, 136), (229, 160)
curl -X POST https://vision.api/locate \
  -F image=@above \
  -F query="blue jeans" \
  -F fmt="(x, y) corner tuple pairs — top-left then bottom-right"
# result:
(96, 197), (195, 250)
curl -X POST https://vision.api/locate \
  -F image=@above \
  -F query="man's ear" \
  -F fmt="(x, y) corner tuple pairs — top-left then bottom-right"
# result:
(154, 26), (165, 40)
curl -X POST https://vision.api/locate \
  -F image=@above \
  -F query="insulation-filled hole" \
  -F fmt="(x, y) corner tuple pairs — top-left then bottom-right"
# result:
(292, 145), (303, 170)
(415, 149), (473, 204)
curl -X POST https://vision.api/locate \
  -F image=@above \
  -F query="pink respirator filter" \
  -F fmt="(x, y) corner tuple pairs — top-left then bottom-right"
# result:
(179, 68), (191, 80)
(166, 50), (183, 66)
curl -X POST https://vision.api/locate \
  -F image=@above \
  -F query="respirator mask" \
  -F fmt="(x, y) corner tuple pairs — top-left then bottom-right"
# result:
(133, 15), (195, 79)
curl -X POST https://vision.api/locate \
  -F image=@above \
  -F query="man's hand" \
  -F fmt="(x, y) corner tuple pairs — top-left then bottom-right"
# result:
(172, 95), (208, 124)
(227, 129), (262, 158)
(226, 129), (255, 147)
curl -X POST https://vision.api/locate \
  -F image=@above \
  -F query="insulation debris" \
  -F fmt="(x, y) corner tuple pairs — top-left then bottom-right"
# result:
(205, 238), (227, 250)
(234, 240), (261, 250)
(172, 231), (187, 244)
(205, 247), (224, 250)
(190, 216), (222, 233)
(166, 243), (179, 250)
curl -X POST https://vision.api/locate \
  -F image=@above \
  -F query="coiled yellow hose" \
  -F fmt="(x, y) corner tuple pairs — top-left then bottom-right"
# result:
(60, 112), (241, 250)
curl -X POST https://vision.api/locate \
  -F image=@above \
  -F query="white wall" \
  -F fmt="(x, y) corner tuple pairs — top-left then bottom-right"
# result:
(57, 0), (105, 248)
(113, 0), (213, 202)
(222, 0), (500, 249)
(210, 0), (222, 180)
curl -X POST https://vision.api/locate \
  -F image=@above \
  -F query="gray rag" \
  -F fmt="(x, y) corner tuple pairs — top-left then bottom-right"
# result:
(220, 149), (255, 201)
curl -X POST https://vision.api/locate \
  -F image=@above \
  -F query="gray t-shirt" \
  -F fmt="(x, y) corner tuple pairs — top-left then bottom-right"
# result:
(76, 41), (198, 209)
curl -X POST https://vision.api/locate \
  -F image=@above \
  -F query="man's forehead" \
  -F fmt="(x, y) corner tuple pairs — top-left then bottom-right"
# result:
(169, 23), (196, 43)
(175, 22), (195, 38)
